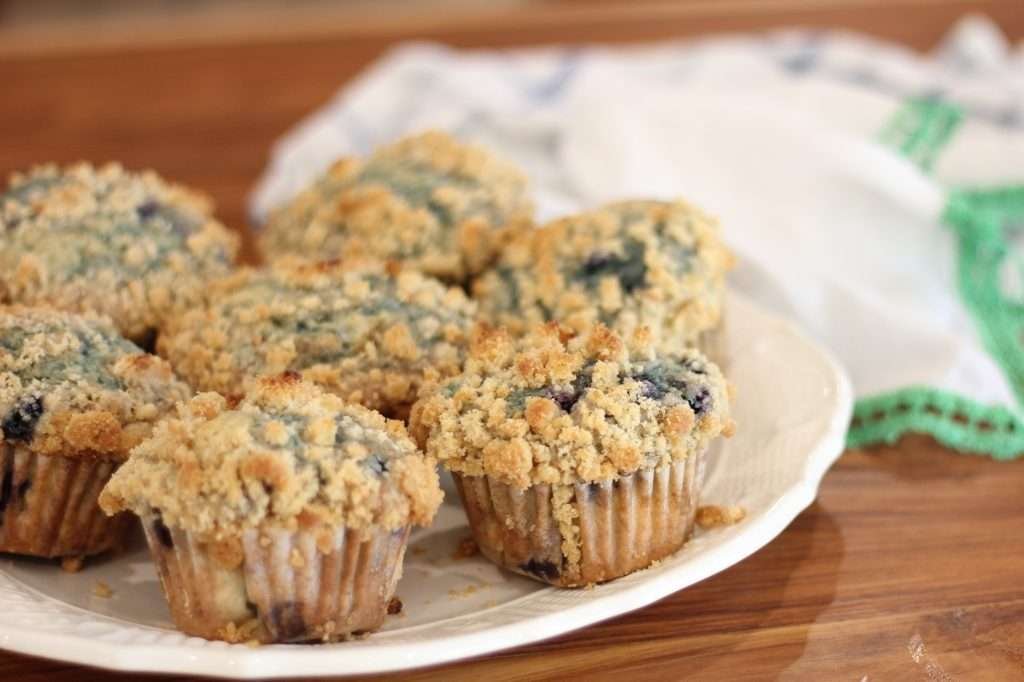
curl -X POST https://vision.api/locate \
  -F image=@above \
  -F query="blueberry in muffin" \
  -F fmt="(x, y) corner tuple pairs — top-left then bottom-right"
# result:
(100, 373), (442, 643)
(0, 162), (239, 346)
(260, 131), (534, 283)
(411, 323), (734, 587)
(0, 306), (191, 559)
(157, 258), (476, 418)
(472, 199), (732, 356)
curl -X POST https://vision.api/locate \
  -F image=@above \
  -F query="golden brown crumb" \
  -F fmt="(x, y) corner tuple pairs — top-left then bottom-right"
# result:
(387, 597), (403, 615)
(448, 585), (481, 599)
(92, 581), (113, 598)
(452, 536), (480, 560)
(0, 162), (238, 341)
(473, 199), (732, 353)
(0, 307), (191, 460)
(218, 619), (264, 644)
(411, 323), (732, 488)
(100, 374), (443, 538)
(157, 257), (475, 415)
(696, 505), (747, 529)
(261, 130), (534, 283)
(316, 620), (338, 642)
(60, 556), (83, 573)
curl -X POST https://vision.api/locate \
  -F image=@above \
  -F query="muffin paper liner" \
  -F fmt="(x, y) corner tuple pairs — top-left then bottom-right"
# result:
(454, 452), (703, 587)
(0, 444), (132, 558)
(141, 517), (410, 643)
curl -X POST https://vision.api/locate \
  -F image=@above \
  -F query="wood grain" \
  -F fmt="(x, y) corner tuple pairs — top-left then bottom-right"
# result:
(3, 0), (1024, 56)
(0, 2), (1023, 679)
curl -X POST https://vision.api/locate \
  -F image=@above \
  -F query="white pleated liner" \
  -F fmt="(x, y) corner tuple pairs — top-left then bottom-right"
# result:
(0, 444), (132, 558)
(141, 517), (410, 643)
(455, 452), (703, 587)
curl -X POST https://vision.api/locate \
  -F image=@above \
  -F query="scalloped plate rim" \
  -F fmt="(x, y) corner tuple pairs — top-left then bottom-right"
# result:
(0, 291), (853, 677)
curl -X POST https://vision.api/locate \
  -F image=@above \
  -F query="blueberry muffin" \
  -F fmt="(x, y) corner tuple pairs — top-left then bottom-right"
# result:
(157, 258), (476, 418)
(0, 306), (191, 559)
(0, 163), (239, 346)
(100, 373), (442, 643)
(260, 131), (533, 283)
(472, 200), (732, 358)
(410, 323), (734, 587)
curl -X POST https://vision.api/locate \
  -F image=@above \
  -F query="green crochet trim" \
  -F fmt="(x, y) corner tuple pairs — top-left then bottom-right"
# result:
(849, 189), (1024, 458)
(855, 102), (1024, 458)
(878, 97), (963, 171)
(944, 186), (1024, 406)
(847, 387), (1024, 460)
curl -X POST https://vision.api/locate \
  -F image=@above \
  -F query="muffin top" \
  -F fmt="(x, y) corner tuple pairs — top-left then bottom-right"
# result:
(410, 323), (734, 489)
(0, 306), (192, 460)
(260, 131), (533, 283)
(100, 373), (442, 537)
(158, 258), (477, 415)
(0, 163), (239, 342)
(472, 200), (733, 352)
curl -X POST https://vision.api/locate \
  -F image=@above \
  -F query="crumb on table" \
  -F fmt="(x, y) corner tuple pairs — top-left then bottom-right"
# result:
(61, 556), (84, 573)
(452, 536), (479, 560)
(696, 504), (747, 529)
(387, 597), (403, 615)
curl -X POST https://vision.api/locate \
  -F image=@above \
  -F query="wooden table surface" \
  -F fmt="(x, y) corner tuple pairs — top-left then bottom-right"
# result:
(2, 1), (1023, 679)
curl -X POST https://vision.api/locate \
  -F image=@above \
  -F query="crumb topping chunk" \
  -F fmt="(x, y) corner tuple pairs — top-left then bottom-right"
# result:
(410, 323), (734, 488)
(100, 373), (443, 537)
(472, 200), (733, 352)
(0, 163), (239, 341)
(260, 131), (534, 282)
(158, 258), (477, 415)
(0, 306), (191, 459)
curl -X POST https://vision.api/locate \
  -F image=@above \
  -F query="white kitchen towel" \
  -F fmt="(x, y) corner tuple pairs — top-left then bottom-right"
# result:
(250, 15), (1024, 457)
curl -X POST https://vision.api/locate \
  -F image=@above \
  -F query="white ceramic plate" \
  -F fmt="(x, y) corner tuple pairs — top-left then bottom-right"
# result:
(0, 291), (851, 678)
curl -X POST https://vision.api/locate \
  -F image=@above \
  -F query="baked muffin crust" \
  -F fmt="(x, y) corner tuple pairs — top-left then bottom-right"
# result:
(158, 258), (477, 415)
(472, 200), (732, 352)
(260, 131), (533, 282)
(410, 323), (734, 489)
(0, 163), (239, 342)
(100, 373), (442, 538)
(0, 306), (191, 460)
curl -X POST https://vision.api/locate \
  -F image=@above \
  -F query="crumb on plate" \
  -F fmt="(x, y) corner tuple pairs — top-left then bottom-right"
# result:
(452, 536), (479, 560)
(449, 585), (482, 599)
(218, 619), (264, 644)
(696, 504), (747, 529)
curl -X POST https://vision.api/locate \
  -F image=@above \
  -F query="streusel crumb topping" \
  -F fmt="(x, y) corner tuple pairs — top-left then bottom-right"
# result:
(0, 306), (191, 459)
(0, 163), (239, 342)
(100, 373), (442, 537)
(472, 199), (733, 352)
(158, 258), (476, 415)
(410, 323), (734, 488)
(260, 130), (533, 282)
